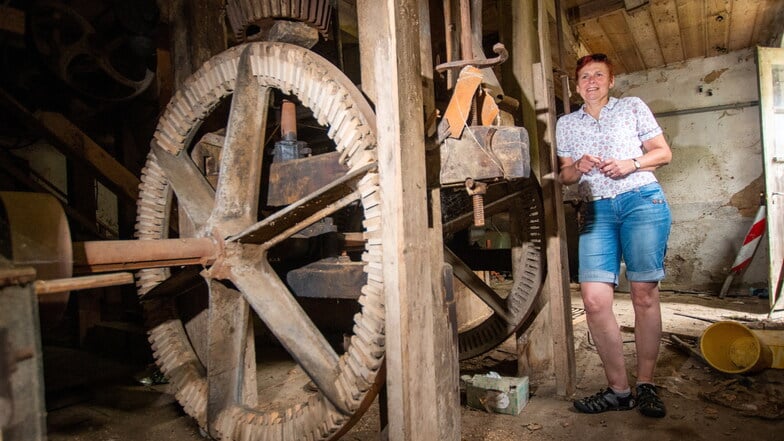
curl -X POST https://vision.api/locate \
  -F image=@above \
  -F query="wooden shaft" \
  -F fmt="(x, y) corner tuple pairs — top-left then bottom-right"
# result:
(35, 272), (135, 295)
(459, 0), (472, 60)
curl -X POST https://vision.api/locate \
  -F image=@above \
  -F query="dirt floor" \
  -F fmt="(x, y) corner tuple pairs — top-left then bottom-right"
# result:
(43, 289), (784, 441)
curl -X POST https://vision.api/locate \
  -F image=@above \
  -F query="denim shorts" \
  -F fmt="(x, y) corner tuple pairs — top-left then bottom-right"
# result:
(578, 182), (671, 284)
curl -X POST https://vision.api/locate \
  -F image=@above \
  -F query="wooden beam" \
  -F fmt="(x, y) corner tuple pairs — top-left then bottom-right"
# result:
(626, 5), (664, 70)
(727, 0), (761, 52)
(501, 0), (575, 394)
(34, 273), (135, 295)
(650, 0), (684, 65)
(35, 111), (140, 203)
(598, 10), (644, 72)
(337, 0), (359, 41)
(420, 2), (459, 438)
(751, 0), (784, 47)
(0, 88), (139, 204)
(574, 18), (623, 72)
(567, 0), (625, 24)
(164, 0), (227, 88)
(536, 0), (576, 398)
(358, 0), (459, 439)
(675, 0), (705, 60)
(356, 1), (378, 103)
(705, 0), (731, 56)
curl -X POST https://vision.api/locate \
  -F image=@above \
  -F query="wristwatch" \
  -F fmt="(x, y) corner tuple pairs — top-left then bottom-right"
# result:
(632, 158), (641, 170)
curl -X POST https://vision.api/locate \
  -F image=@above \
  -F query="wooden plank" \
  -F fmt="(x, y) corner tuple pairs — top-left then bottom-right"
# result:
(727, 0), (761, 51)
(337, 0), (358, 40)
(705, 0), (731, 56)
(649, 0), (684, 65)
(626, 5), (664, 69)
(164, 0), (227, 88)
(555, 2), (585, 85)
(566, 0), (625, 24)
(756, 47), (784, 313)
(750, 0), (784, 47)
(35, 112), (140, 203)
(573, 18), (623, 73)
(598, 10), (644, 72)
(34, 273), (135, 295)
(0, 89), (139, 205)
(676, 0), (706, 59)
(504, 0), (576, 396)
(419, 2), (459, 436)
(535, 0), (576, 398)
(356, 1), (379, 103)
(358, 0), (456, 439)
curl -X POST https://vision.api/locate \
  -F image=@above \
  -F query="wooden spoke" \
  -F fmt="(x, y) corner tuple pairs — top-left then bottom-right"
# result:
(208, 46), (271, 235)
(205, 279), (257, 438)
(444, 246), (515, 325)
(229, 162), (374, 247)
(225, 249), (350, 415)
(151, 143), (215, 228)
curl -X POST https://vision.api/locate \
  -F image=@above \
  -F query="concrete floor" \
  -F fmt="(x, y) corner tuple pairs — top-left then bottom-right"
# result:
(42, 290), (783, 441)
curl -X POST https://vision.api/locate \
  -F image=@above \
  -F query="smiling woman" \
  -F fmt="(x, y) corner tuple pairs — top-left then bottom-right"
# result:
(555, 53), (674, 418)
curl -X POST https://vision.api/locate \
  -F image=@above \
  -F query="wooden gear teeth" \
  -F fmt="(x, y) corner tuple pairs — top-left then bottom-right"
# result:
(135, 42), (383, 440)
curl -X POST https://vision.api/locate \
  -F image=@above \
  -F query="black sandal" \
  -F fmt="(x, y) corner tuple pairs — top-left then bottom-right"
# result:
(636, 383), (666, 418)
(573, 388), (636, 414)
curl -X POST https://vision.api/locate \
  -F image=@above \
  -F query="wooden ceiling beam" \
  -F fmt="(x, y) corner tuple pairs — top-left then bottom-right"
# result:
(598, 10), (644, 72)
(567, 0), (625, 24)
(705, 0), (731, 56)
(573, 18), (623, 72)
(650, 0), (684, 65)
(728, 0), (761, 52)
(626, 5), (664, 69)
(0, 88), (140, 204)
(676, 0), (706, 60)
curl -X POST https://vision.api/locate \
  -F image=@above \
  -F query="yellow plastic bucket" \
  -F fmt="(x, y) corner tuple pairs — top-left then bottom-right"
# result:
(699, 321), (773, 374)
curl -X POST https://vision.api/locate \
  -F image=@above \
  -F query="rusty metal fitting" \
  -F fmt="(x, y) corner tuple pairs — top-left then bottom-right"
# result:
(465, 178), (487, 227)
(280, 99), (297, 141)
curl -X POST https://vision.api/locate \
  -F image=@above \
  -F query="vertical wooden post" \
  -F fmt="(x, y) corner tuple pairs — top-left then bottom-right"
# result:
(358, 0), (460, 439)
(534, 0), (576, 397)
(162, 0), (227, 88)
(420, 1), (461, 439)
(499, 0), (575, 395)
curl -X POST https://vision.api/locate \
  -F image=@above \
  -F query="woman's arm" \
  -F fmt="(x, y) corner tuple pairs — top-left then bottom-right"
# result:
(558, 156), (581, 185)
(637, 133), (672, 171)
(598, 133), (672, 179)
(558, 154), (603, 185)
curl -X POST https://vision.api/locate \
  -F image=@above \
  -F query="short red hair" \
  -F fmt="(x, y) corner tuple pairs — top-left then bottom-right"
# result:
(575, 53), (614, 80)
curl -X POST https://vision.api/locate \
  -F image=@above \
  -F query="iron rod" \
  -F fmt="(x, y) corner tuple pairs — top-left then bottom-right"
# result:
(73, 237), (217, 274)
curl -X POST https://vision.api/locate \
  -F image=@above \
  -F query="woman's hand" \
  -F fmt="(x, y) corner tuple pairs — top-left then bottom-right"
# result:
(599, 158), (637, 179)
(574, 154), (602, 174)
(558, 154), (602, 185)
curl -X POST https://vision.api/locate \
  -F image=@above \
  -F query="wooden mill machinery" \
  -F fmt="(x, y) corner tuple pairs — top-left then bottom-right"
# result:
(1, 1), (545, 440)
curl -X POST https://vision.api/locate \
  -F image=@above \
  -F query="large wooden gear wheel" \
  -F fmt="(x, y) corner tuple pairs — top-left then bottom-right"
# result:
(134, 40), (545, 441)
(135, 42), (383, 440)
(443, 179), (544, 361)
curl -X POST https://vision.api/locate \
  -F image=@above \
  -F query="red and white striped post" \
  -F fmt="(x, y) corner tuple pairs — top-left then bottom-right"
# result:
(719, 203), (767, 298)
